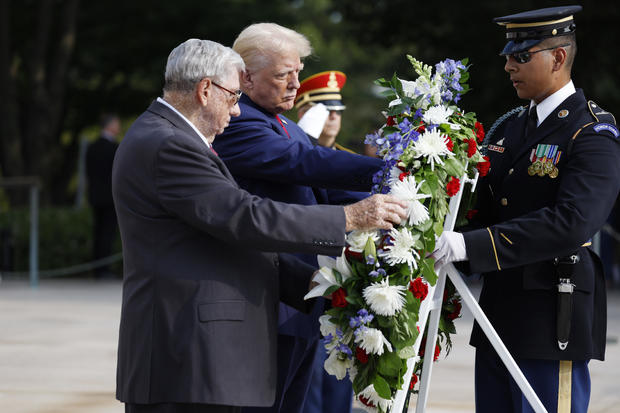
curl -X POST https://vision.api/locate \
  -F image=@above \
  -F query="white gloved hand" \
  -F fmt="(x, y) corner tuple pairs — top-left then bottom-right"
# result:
(297, 103), (329, 139)
(431, 231), (467, 272)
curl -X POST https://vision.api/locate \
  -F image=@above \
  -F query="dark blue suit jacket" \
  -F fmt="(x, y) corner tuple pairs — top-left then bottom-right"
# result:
(214, 95), (383, 337)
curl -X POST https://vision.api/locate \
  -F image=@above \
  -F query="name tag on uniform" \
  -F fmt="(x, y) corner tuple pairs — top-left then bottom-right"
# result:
(488, 144), (505, 153)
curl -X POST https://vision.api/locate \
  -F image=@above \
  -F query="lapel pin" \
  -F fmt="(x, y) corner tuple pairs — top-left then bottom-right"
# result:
(558, 109), (569, 118)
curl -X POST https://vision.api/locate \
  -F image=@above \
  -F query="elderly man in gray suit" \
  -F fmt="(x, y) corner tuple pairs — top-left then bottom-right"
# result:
(112, 39), (406, 413)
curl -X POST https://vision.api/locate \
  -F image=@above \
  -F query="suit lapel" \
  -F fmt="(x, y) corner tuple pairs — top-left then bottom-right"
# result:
(147, 100), (237, 183)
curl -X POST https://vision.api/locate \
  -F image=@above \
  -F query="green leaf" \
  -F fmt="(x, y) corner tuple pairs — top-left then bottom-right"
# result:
(420, 257), (438, 286)
(333, 269), (343, 285)
(324, 284), (340, 297)
(443, 157), (465, 178)
(372, 375), (392, 399)
(377, 351), (403, 378)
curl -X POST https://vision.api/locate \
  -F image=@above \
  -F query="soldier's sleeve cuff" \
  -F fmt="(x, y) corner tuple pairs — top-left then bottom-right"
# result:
(463, 227), (502, 273)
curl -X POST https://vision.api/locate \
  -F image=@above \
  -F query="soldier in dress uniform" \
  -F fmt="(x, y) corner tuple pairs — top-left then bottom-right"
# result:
(295, 70), (353, 152)
(432, 5), (620, 413)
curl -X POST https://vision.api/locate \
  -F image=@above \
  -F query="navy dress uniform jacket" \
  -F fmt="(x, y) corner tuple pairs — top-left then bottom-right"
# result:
(214, 95), (383, 338)
(464, 89), (620, 361)
(112, 100), (349, 407)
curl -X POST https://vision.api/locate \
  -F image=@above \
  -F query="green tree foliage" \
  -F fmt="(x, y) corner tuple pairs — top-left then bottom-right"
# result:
(1, 0), (618, 205)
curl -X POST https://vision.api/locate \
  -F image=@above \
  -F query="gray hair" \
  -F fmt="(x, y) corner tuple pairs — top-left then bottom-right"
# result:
(233, 23), (312, 72)
(163, 39), (245, 93)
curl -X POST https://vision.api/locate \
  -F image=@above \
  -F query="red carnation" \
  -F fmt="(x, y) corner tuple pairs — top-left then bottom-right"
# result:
(466, 209), (478, 220)
(409, 277), (429, 301)
(332, 288), (348, 308)
(386, 116), (396, 126)
(409, 373), (419, 390)
(359, 395), (375, 407)
(445, 136), (454, 152)
(446, 299), (462, 321)
(476, 156), (491, 177)
(356, 347), (369, 364)
(344, 247), (364, 262)
(475, 121), (485, 142)
(417, 123), (426, 133)
(433, 344), (440, 361)
(466, 138), (477, 158)
(446, 176), (460, 197)
(399, 171), (410, 181)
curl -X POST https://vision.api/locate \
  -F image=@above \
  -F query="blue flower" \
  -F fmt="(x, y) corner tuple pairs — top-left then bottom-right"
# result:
(366, 255), (375, 266)
(336, 342), (353, 357)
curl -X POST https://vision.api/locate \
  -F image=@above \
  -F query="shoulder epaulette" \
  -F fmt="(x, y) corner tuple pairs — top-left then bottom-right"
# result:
(588, 100), (616, 125)
(484, 106), (526, 146)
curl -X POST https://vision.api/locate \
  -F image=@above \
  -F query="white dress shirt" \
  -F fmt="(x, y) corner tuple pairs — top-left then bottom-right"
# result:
(530, 80), (576, 126)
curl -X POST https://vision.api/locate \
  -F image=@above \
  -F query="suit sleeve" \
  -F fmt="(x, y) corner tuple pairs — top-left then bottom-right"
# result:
(214, 117), (383, 192)
(464, 128), (620, 273)
(153, 134), (346, 256)
(277, 252), (317, 312)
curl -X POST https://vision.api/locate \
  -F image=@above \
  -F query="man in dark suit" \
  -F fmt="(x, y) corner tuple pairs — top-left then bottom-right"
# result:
(113, 38), (406, 413)
(432, 6), (620, 412)
(213, 24), (384, 413)
(86, 113), (120, 279)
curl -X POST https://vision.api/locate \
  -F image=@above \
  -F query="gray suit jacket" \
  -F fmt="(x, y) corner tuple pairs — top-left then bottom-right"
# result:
(113, 101), (345, 406)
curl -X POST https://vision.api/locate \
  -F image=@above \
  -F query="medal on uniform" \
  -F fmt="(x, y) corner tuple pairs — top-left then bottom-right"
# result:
(528, 144), (562, 178)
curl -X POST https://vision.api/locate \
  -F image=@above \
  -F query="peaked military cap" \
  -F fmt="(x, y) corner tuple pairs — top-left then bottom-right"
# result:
(295, 71), (347, 111)
(494, 5), (582, 55)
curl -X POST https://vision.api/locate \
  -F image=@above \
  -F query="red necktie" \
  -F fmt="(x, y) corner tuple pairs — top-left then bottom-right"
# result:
(276, 115), (290, 139)
(210, 147), (218, 156)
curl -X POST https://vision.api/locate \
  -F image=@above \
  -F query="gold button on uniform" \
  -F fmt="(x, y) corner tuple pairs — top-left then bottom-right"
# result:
(501, 198), (508, 206)
(508, 168), (514, 175)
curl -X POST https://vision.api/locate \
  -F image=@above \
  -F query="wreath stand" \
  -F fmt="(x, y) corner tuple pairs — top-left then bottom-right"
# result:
(390, 168), (548, 413)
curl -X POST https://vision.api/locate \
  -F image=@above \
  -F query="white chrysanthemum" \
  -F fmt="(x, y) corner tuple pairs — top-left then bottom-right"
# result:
(358, 384), (394, 411)
(324, 350), (353, 380)
(389, 176), (431, 226)
(354, 326), (393, 355)
(423, 104), (454, 125)
(412, 128), (453, 170)
(363, 278), (408, 317)
(346, 230), (380, 252)
(380, 227), (420, 269)
(387, 164), (404, 185)
(304, 250), (352, 300)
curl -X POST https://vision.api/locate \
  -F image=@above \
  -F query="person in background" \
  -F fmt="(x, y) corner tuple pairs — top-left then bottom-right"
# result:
(213, 23), (385, 413)
(113, 38), (407, 413)
(86, 113), (120, 279)
(433, 6), (619, 412)
(295, 70), (355, 413)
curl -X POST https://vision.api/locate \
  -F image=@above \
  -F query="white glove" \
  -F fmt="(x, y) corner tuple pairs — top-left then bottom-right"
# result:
(297, 103), (329, 139)
(431, 231), (467, 271)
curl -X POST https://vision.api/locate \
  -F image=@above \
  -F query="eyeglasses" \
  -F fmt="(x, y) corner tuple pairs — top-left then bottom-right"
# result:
(505, 44), (570, 64)
(212, 81), (242, 105)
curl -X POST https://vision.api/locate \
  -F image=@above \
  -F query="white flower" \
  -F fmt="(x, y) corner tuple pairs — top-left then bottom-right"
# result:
(304, 250), (352, 300)
(324, 349), (353, 380)
(346, 230), (380, 252)
(380, 227), (420, 269)
(362, 278), (408, 317)
(319, 315), (338, 339)
(354, 326), (393, 355)
(412, 128), (453, 170)
(389, 176), (431, 226)
(358, 384), (394, 411)
(423, 104), (454, 125)
(348, 364), (358, 383)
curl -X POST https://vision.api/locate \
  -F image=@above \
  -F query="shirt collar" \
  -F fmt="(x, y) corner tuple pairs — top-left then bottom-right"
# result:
(530, 80), (576, 126)
(157, 97), (211, 148)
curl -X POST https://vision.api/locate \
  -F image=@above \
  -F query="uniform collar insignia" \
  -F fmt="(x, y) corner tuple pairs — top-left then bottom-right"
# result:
(557, 109), (569, 118)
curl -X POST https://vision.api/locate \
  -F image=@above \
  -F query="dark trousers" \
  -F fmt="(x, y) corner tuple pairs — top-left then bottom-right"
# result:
(475, 349), (590, 413)
(125, 403), (240, 413)
(92, 205), (117, 277)
(302, 344), (353, 413)
(243, 334), (318, 413)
